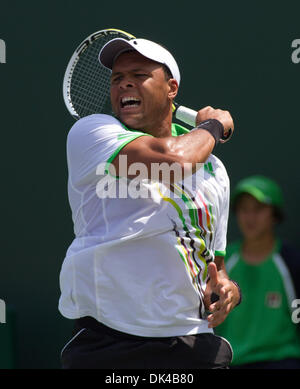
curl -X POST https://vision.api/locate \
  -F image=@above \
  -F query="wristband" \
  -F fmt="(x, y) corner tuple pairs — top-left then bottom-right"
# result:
(230, 279), (242, 306)
(195, 119), (224, 145)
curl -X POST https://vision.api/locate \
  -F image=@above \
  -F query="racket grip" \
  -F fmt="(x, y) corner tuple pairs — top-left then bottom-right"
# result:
(174, 104), (233, 143)
(174, 105), (197, 127)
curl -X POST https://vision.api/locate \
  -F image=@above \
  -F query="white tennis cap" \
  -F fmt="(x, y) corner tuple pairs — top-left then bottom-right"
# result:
(99, 38), (181, 85)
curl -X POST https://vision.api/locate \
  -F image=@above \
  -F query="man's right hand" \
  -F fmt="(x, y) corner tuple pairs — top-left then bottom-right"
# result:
(196, 106), (234, 140)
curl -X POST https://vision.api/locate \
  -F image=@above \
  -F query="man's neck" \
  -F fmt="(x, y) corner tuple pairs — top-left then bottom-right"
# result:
(151, 122), (173, 138)
(143, 109), (173, 138)
(241, 234), (276, 265)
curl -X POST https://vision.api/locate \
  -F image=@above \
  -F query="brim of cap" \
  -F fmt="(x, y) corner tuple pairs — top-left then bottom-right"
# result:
(231, 186), (269, 206)
(231, 185), (284, 222)
(99, 38), (135, 69)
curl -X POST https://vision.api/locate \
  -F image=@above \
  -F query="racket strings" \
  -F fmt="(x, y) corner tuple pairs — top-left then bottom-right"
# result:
(69, 35), (113, 117)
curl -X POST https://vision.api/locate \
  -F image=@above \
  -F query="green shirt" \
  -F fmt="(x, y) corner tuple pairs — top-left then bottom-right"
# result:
(216, 240), (300, 365)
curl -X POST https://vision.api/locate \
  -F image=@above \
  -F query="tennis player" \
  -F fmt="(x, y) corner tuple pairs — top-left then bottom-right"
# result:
(59, 37), (241, 369)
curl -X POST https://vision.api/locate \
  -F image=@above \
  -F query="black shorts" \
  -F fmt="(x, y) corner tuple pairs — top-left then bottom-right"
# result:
(61, 316), (233, 369)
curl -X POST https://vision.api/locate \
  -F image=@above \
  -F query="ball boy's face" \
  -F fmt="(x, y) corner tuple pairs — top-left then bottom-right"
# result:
(235, 193), (275, 240)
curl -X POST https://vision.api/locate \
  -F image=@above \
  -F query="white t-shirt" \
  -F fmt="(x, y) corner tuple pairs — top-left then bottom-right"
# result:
(59, 114), (230, 337)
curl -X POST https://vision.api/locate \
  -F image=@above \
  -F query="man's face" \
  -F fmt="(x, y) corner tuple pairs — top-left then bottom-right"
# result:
(235, 194), (275, 241)
(110, 51), (177, 134)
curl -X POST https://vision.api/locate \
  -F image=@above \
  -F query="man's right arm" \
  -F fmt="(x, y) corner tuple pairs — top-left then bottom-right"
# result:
(111, 106), (234, 181)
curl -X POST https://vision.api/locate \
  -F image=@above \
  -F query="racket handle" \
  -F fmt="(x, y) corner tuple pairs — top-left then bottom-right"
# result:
(173, 103), (233, 143)
(174, 104), (197, 127)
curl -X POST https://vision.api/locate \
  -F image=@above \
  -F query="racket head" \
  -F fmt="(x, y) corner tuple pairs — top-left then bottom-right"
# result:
(63, 28), (136, 120)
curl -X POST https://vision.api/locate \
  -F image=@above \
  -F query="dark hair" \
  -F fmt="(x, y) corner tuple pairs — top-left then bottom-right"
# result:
(162, 64), (173, 81)
(273, 206), (284, 223)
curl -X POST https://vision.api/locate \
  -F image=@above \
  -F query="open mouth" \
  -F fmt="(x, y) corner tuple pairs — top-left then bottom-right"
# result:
(120, 96), (141, 108)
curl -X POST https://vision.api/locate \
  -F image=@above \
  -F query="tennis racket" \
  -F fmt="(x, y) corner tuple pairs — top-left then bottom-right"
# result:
(63, 28), (232, 142)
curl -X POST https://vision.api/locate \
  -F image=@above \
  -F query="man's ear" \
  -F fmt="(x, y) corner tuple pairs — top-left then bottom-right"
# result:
(167, 79), (179, 100)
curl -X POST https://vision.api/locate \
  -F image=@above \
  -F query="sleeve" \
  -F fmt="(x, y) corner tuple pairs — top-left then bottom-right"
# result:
(213, 159), (230, 257)
(66, 114), (151, 187)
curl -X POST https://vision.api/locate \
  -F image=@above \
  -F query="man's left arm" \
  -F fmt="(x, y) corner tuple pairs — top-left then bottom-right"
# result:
(204, 256), (241, 328)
